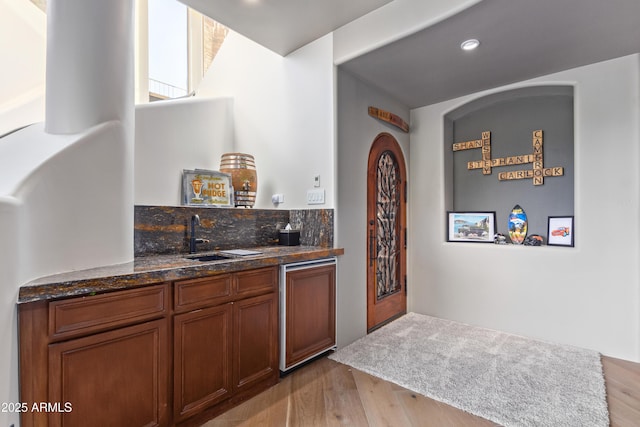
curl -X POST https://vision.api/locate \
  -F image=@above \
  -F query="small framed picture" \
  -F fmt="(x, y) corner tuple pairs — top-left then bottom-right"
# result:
(182, 169), (233, 207)
(547, 216), (574, 247)
(447, 211), (497, 243)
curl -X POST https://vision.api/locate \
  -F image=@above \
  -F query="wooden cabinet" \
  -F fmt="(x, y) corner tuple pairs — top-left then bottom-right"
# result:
(48, 284), (168, 340)
(48, 319), (169, 427)
(173, 267), (278, 424)
(19, 266), (279, 427)
(20, 284), (170, 427)
(282, 261), (336, 371)
(174, 274), (232, 313)
(233, 293), (278, 392)
(173, 303), (233, 422)
(173, 292), (278, 423)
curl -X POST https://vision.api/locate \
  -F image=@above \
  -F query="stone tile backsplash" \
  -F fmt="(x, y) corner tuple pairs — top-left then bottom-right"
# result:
(134, 205), (334, 256)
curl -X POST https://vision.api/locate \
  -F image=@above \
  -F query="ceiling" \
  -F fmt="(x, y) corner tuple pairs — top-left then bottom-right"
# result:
(181, 0), (393, 56)
(340, 0), (640, 108)
(183, 0), (640, 109)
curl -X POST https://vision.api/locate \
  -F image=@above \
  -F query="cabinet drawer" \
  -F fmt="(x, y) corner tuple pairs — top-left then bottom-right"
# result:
(174, 274), (232, 313)
(49, 284), (168, 341)
(234, 267), (277, 297)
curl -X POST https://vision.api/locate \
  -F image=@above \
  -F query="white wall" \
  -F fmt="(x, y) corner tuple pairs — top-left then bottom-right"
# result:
(0, 0), (46, 135)
(280, 35), (335, 208)
(135, 97), (234, 205)
(0, 3), (135, 425)
(409, 54), (640, 361)
(0, 121), (133, 427)
(336, 69), (410, 348)
(196, 32), (335, 209)
(3, 123), (134, 281)
(0, 196), (20, 427)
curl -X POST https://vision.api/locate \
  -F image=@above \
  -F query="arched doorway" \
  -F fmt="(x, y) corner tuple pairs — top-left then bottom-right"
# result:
(366, 133), (407, 332)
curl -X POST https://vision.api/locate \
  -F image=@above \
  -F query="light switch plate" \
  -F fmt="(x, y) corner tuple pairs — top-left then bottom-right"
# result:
(307, 188), (325, 205)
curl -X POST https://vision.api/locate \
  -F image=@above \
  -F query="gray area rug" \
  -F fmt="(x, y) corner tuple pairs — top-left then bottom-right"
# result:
(329, 313), (609, 427)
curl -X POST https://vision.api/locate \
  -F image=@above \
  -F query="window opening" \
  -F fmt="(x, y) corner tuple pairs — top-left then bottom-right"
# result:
(148, 0), (188, 100)
(20, 0), (228, 103)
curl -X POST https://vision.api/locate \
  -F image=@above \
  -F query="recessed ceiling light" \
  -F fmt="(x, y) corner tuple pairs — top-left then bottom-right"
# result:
(460, 39), (480, 51)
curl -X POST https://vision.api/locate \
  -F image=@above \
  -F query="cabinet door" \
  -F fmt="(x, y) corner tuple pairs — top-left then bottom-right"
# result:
(233, 293), (278, 392)
(48, 319), (168, 427)
(285, 264), (336, 369)
(173, 303), (233, 422)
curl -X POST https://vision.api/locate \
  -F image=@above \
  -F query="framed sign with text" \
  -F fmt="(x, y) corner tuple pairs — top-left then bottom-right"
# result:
(182, 169), (233, 207)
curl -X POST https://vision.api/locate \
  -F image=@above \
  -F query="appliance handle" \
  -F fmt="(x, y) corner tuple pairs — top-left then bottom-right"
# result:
(282, 257), (337, 272)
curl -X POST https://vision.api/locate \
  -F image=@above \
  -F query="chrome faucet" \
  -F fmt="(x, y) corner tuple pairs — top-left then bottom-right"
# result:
(189, 214), (209, 254)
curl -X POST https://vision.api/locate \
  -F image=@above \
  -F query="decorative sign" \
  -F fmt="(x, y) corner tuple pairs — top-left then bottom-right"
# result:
(182, 169), (233, 207)
(368, 106), (409, 133)
(452, 130), (564, 186)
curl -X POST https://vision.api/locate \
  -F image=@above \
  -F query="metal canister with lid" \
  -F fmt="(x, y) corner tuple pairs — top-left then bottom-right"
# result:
(219, 153), (257, 207)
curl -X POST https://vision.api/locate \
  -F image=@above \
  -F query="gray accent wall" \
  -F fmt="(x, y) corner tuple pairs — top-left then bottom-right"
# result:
(336, 68), (410, 348)
(445, 86), (574, 240)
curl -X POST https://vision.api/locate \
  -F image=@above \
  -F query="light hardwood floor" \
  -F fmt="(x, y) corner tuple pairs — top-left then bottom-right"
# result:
(202, 355), (640, 427)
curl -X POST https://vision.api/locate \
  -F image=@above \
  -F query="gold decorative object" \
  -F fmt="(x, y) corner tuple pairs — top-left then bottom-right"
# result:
(220, 153), (257, 207)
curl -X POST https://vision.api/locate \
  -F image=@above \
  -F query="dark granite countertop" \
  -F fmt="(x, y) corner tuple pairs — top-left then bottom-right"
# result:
(18, 246), (344, 304)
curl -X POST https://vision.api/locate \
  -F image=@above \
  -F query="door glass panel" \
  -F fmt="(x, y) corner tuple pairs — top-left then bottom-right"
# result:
(376, 151), (400, 300)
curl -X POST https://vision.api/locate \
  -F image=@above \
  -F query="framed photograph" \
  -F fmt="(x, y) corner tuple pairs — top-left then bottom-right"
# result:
(182, 169), (233, 207)
(447, 211), (497, 243)
(547, 216), (574, 247)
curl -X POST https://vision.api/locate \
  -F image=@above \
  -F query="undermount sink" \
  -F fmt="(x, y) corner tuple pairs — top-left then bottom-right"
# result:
(185, 254), (232, 262)
(185, 249), (263, 262)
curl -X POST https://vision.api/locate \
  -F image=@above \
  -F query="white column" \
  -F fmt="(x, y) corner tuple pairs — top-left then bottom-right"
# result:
(135, 0), (149, 104)
(45, 0), (134, 134)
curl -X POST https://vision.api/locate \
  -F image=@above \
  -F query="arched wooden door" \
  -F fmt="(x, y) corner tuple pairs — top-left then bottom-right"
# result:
(367, 133), (407, 332)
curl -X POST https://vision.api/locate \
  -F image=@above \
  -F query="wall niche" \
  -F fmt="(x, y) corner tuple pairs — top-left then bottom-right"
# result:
(444, 86), (574, 244)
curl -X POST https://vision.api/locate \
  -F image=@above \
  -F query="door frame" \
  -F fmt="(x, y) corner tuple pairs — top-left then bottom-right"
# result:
(366, 132), (407, 332)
